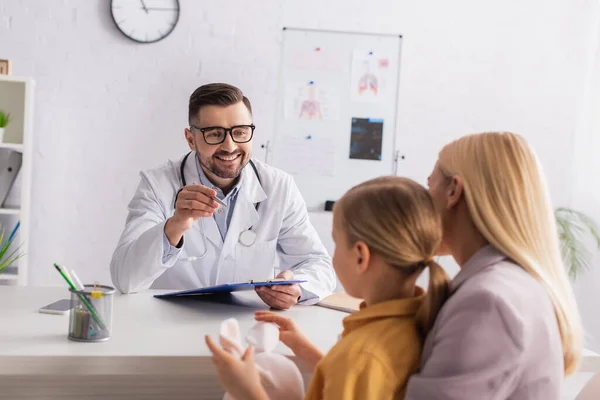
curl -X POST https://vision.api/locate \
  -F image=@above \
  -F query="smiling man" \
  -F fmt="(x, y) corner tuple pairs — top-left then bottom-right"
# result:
(110, 83), (336, 309)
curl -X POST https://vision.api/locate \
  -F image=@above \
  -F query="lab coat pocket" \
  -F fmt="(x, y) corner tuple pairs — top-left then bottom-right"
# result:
(234, 238), (278, 281)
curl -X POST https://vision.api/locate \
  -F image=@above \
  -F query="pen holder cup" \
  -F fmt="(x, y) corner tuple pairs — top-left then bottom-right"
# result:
(68, 284), (115, 342)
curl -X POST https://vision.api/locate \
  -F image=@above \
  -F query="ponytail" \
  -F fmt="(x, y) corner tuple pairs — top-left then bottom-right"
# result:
(416, 260), (450, 338)
(334, 176), (448, 339)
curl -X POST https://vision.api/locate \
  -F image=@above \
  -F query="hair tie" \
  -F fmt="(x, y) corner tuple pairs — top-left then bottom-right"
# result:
(405, 258), (435, 272)
(421, 257), (434, 267)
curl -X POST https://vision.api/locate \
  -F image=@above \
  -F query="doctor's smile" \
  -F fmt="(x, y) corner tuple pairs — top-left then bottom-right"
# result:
(215, 153), (242, 162)
(211, 151), (244, 170)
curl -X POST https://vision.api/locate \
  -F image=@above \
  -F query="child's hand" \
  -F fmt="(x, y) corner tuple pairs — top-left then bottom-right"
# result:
(254, 311), (306, 350)
(204, 335), (269, 400)
(254, 311), (324, 371)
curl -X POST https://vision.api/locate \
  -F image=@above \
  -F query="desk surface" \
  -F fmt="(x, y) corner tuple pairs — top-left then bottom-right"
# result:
(1, 286), (598, 399)
(1, 286), (598, 368)
(0, 286), (346, 358)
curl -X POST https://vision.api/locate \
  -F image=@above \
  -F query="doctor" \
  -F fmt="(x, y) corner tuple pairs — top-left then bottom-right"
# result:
(110, 83), (336, 309)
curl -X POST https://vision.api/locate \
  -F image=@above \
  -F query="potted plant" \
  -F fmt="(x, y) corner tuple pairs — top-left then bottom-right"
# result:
(556, 207), (600, 279)
(0, 110), (10, 143)
(0, 221), (23, 276)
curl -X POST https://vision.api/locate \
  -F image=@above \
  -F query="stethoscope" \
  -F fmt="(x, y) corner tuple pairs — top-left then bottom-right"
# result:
(175, 151), (263, 260)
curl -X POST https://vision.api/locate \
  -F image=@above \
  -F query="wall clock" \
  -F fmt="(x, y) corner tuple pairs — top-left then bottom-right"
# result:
(110, 0), (180, 44)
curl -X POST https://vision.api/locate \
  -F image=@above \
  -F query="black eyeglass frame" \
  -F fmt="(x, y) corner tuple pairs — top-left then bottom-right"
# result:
(189, 124), (256, 145)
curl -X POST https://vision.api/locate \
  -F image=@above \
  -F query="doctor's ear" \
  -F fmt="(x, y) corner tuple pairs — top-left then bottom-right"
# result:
(353, 242), (371, 274)
(184, 128), (196, 150)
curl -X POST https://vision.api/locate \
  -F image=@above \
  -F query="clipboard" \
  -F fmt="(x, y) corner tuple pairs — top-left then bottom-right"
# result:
(153, 279), (307, 298)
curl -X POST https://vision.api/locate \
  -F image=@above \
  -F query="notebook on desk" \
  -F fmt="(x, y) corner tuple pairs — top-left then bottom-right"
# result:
(317, 292), (363, 313)
(154, 279), (307, 299)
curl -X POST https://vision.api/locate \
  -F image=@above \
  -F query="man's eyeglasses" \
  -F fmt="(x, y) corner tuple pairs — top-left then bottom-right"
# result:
(189, 124), (255, 145)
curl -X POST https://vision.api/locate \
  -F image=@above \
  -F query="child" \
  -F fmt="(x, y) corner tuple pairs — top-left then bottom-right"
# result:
(205, 176), (450, 400)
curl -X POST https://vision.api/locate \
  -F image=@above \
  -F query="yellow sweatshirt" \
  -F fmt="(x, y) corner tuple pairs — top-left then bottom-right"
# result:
(305, 288), (425, 400)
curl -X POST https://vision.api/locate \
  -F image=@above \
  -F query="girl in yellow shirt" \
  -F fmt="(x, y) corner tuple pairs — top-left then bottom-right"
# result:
(206, 176), (450, 400)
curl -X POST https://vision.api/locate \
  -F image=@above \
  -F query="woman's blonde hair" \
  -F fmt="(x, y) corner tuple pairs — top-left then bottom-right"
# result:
(438, 131), (583, 375)
(335, 176), (450, 337)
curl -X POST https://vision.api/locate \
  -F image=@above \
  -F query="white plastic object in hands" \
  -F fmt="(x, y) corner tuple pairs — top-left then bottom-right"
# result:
(246, 322), (279, 353)
(219, 318), (305, 400)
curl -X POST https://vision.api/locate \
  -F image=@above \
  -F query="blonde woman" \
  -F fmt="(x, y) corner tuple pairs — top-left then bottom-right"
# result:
(405, 132), (583, 399)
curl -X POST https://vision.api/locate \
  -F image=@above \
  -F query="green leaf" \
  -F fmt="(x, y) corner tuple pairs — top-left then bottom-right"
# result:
(0, 222), (25, 276)
(0, 250), (23, 274)
(555, 207), (600, 279)
(0, 226), (9, 260)
(0, 110), (10, 128)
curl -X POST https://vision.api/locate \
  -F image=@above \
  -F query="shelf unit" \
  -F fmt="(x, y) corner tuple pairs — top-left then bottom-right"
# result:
(0, 76), (34, 286)
(0, 207), (20, 215)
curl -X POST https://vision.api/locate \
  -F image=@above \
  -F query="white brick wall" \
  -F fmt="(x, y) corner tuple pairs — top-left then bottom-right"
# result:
(2, 0), (600, 356)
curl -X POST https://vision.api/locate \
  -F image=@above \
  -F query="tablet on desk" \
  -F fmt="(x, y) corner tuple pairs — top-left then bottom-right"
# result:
(153, 279), (307, 299)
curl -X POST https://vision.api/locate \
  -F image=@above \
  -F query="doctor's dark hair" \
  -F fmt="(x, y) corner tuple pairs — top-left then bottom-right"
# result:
(335, 176), (450, 338)
(188, 83), (253, 124)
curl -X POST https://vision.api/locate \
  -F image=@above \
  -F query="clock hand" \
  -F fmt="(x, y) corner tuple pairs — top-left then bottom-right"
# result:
(140, 0), (149, 13)
(145, 7), (179, 10)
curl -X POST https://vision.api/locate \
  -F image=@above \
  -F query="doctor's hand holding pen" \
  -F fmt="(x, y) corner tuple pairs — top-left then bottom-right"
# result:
(164, 184), (220, 246)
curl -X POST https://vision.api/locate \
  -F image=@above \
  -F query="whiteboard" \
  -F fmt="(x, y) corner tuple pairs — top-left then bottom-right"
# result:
(269, 27), (402, 210)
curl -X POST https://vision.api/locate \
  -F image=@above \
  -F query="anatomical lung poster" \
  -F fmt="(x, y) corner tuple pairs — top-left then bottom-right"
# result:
(350, 50), (391, 103)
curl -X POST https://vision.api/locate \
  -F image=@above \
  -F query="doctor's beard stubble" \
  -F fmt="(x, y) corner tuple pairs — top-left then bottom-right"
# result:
(198, 149), (250, 180)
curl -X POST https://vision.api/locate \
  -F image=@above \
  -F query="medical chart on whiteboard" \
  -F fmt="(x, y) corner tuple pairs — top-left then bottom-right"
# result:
(349, 118), (384, 161)
(284, 82), (341, 121)
(350, 50), (392, 103)
(272, 135), (336, 177)
(272, 28), (402, 210)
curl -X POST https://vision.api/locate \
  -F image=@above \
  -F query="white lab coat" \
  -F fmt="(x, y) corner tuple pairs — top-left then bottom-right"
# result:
(110, 152), (336, 303)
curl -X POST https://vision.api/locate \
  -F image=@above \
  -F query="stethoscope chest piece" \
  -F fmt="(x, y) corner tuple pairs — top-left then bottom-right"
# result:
(238, 230), (256, 247)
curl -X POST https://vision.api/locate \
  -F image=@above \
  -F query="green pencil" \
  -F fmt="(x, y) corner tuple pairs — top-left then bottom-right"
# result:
(53, 263), (107, 331)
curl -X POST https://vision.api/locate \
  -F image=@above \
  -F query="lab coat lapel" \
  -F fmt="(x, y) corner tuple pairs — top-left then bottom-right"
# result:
(182, 152), (223, 249)
(223, 161), (267, 251)
(197, 217), (223, 249)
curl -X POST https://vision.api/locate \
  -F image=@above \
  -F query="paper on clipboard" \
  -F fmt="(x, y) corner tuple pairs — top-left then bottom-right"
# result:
(153, 279), (307, 299)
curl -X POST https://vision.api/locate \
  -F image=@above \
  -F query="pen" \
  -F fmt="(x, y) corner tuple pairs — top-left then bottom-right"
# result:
(192, 180), (227, 207)
(213, 196), (227, 207)
(53, 263), (107, 331)
(70, 270), (85, 291)
(61, 267), (76, 289)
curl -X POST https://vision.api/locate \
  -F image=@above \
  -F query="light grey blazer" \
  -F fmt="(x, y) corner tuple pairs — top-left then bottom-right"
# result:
(405, 245), (564, 399)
